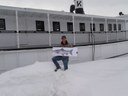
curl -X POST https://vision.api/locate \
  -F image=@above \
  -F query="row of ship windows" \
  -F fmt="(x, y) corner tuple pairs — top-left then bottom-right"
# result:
(0, 19), (122, 32)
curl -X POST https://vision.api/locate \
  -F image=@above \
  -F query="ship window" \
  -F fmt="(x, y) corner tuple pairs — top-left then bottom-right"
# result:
(67, 22), (73, 31)
(0, 19), (6, 30)
(79, 23), (85, 31)
(99, 24), (104, 31)
(118, 24), (121, 31)
(36, 21), (45, 31)
(108, 24), (112, 31)
(90, 23), (95, 31)
(113, 24), (117, 31)
(53, 22), (60, 31)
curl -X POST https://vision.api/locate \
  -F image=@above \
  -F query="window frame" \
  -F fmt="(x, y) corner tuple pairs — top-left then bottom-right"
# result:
(108, 24), (112, 31)
(53, 21), (60, 31)
(0, 19), (6, 30)
(118, 24), (121, 31)
(67, 22), (73, 32)
(99, 23), (104, 31)
(90, 23), (96, 32)
(36, 20), (45, 31)
(113, 24), (117, 31)
(79, 23), (85, 31)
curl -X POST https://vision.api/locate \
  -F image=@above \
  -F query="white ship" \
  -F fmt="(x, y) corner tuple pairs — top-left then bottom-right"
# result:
(0, 4), (128, 49)
(0, 0), (128, 73)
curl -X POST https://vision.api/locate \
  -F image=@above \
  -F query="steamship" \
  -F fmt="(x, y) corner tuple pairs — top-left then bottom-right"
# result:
(0, 3), (128, 49)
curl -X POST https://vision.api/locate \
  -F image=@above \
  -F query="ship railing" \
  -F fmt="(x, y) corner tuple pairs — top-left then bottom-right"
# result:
(0, 30), (128, 50)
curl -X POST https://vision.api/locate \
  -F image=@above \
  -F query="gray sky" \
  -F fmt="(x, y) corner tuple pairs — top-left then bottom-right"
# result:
(0, 0), (127, 16)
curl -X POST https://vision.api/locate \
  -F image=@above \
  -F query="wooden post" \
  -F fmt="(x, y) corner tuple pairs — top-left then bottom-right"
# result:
(105, 18), (108, 42)
(91, 17), (95, 61)
(47, 13), (51, 46)
(15, 10), (20, 48)
(73, 15), (76, 45)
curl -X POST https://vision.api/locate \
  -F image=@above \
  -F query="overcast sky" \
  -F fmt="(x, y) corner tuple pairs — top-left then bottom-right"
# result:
(0, 0), (127, 16)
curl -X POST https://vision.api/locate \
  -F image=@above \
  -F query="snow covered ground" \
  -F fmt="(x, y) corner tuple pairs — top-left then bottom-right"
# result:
(0, 56), (128, 96)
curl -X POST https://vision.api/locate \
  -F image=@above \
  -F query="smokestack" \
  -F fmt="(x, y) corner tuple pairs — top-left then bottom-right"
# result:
(74, 0), (85, 14)
(70, 4), (75, 13)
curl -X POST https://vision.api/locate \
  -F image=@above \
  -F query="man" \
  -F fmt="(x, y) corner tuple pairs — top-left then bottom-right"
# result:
(52, 36), (70, 72)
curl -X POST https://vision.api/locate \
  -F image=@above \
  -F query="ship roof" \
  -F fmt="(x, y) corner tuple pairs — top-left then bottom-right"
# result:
(0, 5), (127, 20)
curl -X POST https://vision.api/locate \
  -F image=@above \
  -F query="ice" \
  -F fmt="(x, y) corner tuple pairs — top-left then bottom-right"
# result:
(0, 57), (128, 96)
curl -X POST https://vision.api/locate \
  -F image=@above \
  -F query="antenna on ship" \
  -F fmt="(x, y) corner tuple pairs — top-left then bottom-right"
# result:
(119, 12), (124, 16)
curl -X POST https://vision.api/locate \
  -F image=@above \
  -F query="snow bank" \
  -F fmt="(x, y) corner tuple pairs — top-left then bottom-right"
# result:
(0, 57), (128, 96)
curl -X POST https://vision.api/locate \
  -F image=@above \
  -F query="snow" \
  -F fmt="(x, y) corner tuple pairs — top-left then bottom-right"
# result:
(0, 57), (128, 96)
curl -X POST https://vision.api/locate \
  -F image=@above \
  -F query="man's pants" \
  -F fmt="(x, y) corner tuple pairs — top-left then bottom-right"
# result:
(52, 56), (69, 70)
